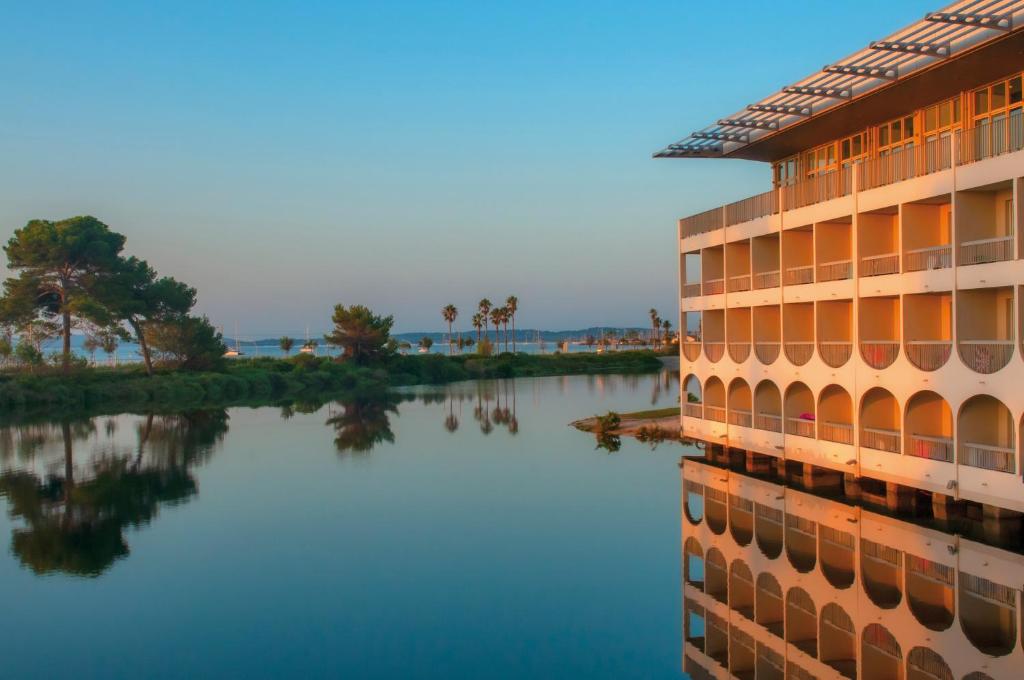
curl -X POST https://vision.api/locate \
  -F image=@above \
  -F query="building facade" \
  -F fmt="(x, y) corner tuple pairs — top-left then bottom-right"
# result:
(664, 1), (1024, 515)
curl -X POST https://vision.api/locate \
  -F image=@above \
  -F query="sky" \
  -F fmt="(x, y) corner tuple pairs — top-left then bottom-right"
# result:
(0, 0), (937, 335)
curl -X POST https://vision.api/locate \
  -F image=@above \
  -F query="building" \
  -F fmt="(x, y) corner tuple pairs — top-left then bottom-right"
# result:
(662, 1), (1024, 517)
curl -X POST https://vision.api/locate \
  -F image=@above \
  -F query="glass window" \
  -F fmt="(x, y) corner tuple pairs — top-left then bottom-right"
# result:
(925, 106), (937, 131)
(993, 82), (1007, 110)
(852, 135), (862, 157)
(891, 119), (902, 142)
(904, 116), (914, 138)
(826, 144), (835, 166)
(975, 87), (989, 115)
(1011, 77), (1022, 105)
(953, 98), (961, 123)
(938, 102), (950, 128)
(841, 139), (850, 160)
(878, 125), (889, 147)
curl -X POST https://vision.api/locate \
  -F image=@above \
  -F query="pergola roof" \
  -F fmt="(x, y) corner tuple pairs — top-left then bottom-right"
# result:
(655, 0), (1024, 160)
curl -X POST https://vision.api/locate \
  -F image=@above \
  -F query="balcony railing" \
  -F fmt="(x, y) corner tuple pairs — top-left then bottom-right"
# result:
(754, 341), (779, 365)
(753, 270), (780, 289)
(786, 417), (815, 438)
(680, 207), (724, 238)
(682, 342), (701, 361)
(784, 342), (814, 366)
(727, 274), (751, 293)
(958, 340), (1014, 374)
(682, 282), (702, 298)
(904, 244), (951, 272)
(781, 167), (852, 211)
(860, 252), (899, 277)
(818, 341), (852, 368)
(817, 259), (852, 282)
(755, 413), (782, 433)
(783, 265), (814, 286)
(861, 426), (901, 453)
(684, 403), (703, 419)
(728, 342), (750, 363)
(705, 405), (726, 423)
(960, 441), (1015, 474)
(907, 433), (953, 463)
(905, 340), (951, 371)
(957, 115), (1024, 165)
(820, 421), (854, 445)
(725, 189), (779, 226)
(729, 408), (752, 428)
(704, 341), (725, 363)
(703, 278), (725, 295)
(859, 135), (953, 190)
(861, 341), (899, 369)
(959, 235), (1014, 266)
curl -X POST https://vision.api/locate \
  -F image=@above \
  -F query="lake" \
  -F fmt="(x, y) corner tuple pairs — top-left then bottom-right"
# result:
(0, 371), (691, 679)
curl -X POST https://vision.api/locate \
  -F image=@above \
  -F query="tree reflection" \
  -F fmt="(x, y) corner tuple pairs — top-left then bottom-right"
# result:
(327, 393), (400, 454)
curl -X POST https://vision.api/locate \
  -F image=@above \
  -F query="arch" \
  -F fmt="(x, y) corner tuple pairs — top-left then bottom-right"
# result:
(704, 486), (727, 535)
(705, 548), (728, 604)
(963, 673), (996, 680)
(785, 512), (817, 573)
(728, 493), (753, 546)
(786, 587), (818, 658)
(704, 376), (726, 423)
(727, 378), (752, 428)
(907, 647), (952, 680)
(819, 525), (856, 589)
(958, 571), (1017, 656)
(754, 503), (783, 559)
(683, 373), (702, 403)
(753, 379), (783, 432)
(784, 381), (815, 438)
(905, 554), (955, 631)
(683, 536), (704, 589)
(861, 386), (901, 454)
(862, 623), (903, 680)
(904, 391), (954, 463)
(818, 384), (854, 445)
(861, 538), (903, 609)
(683, 479), (704, 526)
(755, 572), (783, 637)
(729, 559), (754, 620)
(958, 395), (1016, 474)
(820, 603), (856, 680)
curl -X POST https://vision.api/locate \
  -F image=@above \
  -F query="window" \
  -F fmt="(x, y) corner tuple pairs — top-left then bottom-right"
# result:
(973, 73), (1024, 156)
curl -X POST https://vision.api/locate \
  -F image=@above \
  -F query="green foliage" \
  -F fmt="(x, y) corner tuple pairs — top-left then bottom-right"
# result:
(279, 336), (294, 354)
(594, 411), (621, 434)
(13, 341), (43, 369)
(477, 337), (493, 357)
(324, 304), (394, 365)
(419, 336), (433, 350)
(145, 316), (227, 371)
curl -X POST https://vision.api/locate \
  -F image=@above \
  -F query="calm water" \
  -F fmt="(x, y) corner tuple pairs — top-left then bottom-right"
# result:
(0, 372), (691, 679)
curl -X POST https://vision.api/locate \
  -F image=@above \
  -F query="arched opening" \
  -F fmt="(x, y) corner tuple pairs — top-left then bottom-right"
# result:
(704, 486), (727, 535)
(753, 380), (783, 433)
(683, 373), (703, 419)
(728, 378), (752, 428)
(755, 641), (785, 680)
(682, 311), (701, 361)
(783, 301), (815, 365)
(705, 610), (729, 668)
(729, 559), (754, 620)
(684, 600), (705, 652)
(729, 625), (756, 679)
(754, 503), (783, 559)
(906, 647), (952, 680)
(728, 493), (753, 546)
(784, 382), (815, 438)
(820, 603), (856, 679)
(958, 571), (1017, 656)
(956, 286), (1014, 374)
(727, 306), (751, 362)
(817, 299), (853, 367)
(958, 395), (1016, 474)
(753, 304), (781, 364)
(904, 292), (952, 371)
(904, 391), (954, 463)
(862, 624), (903, 680)
(703, 309), (725, 363)
(755, 572), (784, 637)
(786, 587), (818, 658)
(861, 538), (903, 609)
(818, 384), (854, 445)
(683, 479), (704, 525)
(905, 553), (955, 631)
(785, 513), (817, 573)
(705, 548), (728, 604)
(861, 387), (901, 454)
(860, 295), (901, 368)
(704, 377), (726, 423)
(683, 536), (704, 589)
(819, 525), (856, 589)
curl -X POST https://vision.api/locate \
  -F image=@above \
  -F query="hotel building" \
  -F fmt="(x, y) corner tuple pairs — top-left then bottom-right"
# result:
(661, 1), (1024, 518)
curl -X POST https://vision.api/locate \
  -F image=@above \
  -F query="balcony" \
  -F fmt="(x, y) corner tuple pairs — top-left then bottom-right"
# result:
(704, 341), (724, 363)
(680, 206), (723, 238)
(787, 417), (815, 438)
(820, 421), (854, 445)
(781, 168), (852, 211)
(959, 235), (1014, 266)
(904, 244), (951, 272)
(682, 341), (701, 361)
(861, 426), (901, 454)
(957, 115), (1024, 166)
(728, 342), (750, 363)
(905, 341), (951, 371)
(960, 442), (1015, 473)
(958, 340), (1014, 374)
(684, 402), (702, 419)
(858, 135), (952, 191)
(783, 265), (814, 286)
(861, 341), (899, 369)
(784, 342), (813, 366)
(703, 278), (724, 295)
(728, 274), (751, 292)
(817, 259), (852, 282)
(754, 341), (779, 365)
(859, 252), (899, 277)
(729, 408), (752, 428)
(755, 412), (782, 433)
(682, 282), (702, 298)
(819, 341), (852, 368)
(907, 434), (954, 463)
(705, 405), (726, 423)
(725, 189), (778, 226)
(752, 270), (780, 289)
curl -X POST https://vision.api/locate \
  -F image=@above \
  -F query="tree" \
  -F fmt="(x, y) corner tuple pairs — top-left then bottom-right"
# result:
(279, 336), (295, 356)
(662, 318), (672, 344)
(98, 328), (120, 365)
(82, 335), (101, 364)
(145, 316), (226, 371)
(649, 308), (660, 345)
(442, 304), (458, 355)
(324, 304), (394, 365)
(419, 336), (434, 351)
(505, 295), (518, 352)
(2, 217), (126, 374)
(478, 299), (492, 338)
(489, 306), (503, 348)
(471, 313), (483, 344)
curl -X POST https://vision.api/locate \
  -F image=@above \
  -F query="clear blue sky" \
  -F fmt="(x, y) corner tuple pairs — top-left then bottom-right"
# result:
(0, 1), (935, 335)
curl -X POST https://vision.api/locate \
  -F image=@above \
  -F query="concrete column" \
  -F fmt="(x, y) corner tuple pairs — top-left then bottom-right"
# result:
(745, 451), (773, 475)
(931, 492), (957, 521)
(843, 474), (862, 501)
(885, 482), (916, 514)
(802, 464), (843, 492)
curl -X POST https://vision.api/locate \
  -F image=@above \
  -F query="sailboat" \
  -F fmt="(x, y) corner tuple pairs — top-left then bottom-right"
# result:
(223, 323), (245, 357)
(300, 326), (315, 354)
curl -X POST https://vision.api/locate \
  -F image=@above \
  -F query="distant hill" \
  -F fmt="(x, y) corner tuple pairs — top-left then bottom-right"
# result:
(228, 327), (653, 346)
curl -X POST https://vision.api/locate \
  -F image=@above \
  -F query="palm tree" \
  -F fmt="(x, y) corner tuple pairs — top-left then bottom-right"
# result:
(279, 336), (294, 356)
(501, 307), (511, 352)
(489, 306), (503, 348)
(478, 298), (492, 338)
(505, 295), (518, 352)
(662, 318), (672, 344)
(471, 313), (483, 345)
(442, 304), (458, 355)
(649, 308), (659, 345)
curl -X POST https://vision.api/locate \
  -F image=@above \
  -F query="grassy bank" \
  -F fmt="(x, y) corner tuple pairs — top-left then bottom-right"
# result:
(0, 350), (663, 417)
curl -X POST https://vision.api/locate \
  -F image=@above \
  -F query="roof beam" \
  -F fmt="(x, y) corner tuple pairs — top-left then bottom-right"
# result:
(925, 11), (1012, 31)
(823, 63), (898, 80)
(747, 103), (812, 116)
(653, 145), (724, 159)
(691, 130), (749, 143)
(717, 117), (779, 131)
(782, 85), (852, 99)
(869, 39), (951, 57)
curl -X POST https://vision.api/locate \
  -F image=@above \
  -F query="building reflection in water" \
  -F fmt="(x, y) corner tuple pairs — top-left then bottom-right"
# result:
(682, 455), (1022, 680)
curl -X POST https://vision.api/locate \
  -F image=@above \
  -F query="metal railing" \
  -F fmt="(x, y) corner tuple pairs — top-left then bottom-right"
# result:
(684, 403), (703, 419)
(725, 189), (779, 226)
(861, 341), (899, 369)
(729, 408), (752, 428)
(682, 282), (702, 298)
(704, 341), (724, 363)
(784, 341), (814, 366)
(818, 341), (852, 368)
(679, 206), (723, 238)
(859, 135), (953, 190)
(861, 426), (901, 453)
(820, 421), (853, 445)
(682, 342), (701, 361)
(960, 441), (1015, 474)
(755, 412), (782, 433)
(783, 265), (814, 286)
(786, 417), (815, 438)
(907, 433), (954, 463)
(904, 244), (951, 272)
(727, 274), (751, 292)
(703, 277), (724, 295)
(905, 340), (951, 371)
(754, 341), (780, 365)
(957, 115), (1024, 165)
(728, 342), (750, 363)
(959, 235), (1014, 265)
(781, 167), (852, 211)
(860, 252), (900, 277)
(753, 270), (780, 289)
(817, 259), (852, 282)
(704, 405), (726, 423)
(958, 340), (1014, 374)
